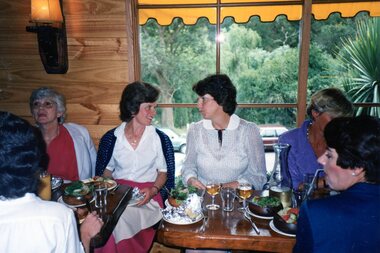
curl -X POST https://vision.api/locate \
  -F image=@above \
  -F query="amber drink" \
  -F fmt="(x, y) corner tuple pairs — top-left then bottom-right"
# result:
(38, 171), (51, 201)
(237, 183), (252, 212)
(206, 182), (221, 210)
(206, 184), (221, 196)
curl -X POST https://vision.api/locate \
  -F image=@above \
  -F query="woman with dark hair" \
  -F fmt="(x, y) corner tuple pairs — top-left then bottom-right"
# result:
(95, 81), (175, 253)
(0, 112), (102, 253)
(293, 116), (380, 253)
(29, 87), (97, 181)
(182, 74), (267, 190)
(279, 88), (353, 190)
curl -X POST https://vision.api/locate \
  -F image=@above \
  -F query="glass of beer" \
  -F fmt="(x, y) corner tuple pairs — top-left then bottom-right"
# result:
(237, 183), (252, 212)
(38, 170), (51, 201)
(206, 182), (221, 210)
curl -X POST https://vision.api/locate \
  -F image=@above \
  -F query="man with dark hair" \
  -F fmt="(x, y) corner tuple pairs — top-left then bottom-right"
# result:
(0, 111), (103, 253)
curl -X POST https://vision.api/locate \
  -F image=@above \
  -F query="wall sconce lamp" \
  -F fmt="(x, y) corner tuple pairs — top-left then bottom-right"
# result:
(26, 0), (68, 74)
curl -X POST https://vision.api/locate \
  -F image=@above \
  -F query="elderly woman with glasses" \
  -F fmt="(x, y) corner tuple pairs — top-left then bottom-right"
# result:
(278, 88), (353, 190)
(181, 74), (267, 191)
(29, 87), (97, 181)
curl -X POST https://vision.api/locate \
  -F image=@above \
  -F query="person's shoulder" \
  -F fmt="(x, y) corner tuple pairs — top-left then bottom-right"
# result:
(30, 197), (74, 217)
(64, 123), (90, 134)
(238, 118), (260, 132)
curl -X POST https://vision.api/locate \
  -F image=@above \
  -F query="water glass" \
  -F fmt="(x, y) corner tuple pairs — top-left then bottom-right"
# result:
(94, 182), (108, 208)
(220, 187), (235, 212)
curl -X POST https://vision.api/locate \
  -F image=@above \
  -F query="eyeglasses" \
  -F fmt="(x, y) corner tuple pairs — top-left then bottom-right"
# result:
(197, 96), (214, 105)
(32, 101), (56, 110)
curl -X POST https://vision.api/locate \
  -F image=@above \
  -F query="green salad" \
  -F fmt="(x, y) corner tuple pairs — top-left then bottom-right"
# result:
(251, 196), (281, 208)
(64, 181), (92, 197)
(170, 180), (197, 201)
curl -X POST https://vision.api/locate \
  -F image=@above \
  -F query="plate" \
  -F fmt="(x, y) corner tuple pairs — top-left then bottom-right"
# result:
(128, 195), (144, 207)
(163, 213), (203, 225)
(246, 208), (273, 220)
(269, 220), (296, 237)
(57, 196), (95, 208)
(82, 178), (117, 191)
(51, 176), (63, 190)
(164, 199), (172, 208)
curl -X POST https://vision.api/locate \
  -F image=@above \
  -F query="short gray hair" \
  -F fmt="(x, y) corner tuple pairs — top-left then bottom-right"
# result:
(29, 87), (66, 124)
(307, 88), (354, 120)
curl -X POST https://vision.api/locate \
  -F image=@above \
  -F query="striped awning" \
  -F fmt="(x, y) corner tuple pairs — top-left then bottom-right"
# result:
(138, 0), (380, 25)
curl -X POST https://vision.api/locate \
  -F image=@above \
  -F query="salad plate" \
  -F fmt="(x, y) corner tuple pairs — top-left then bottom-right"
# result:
(163, 212), (203, 225)
(82, 177), (117, 191)
(246, 208), (273, 220)
(269, 220), (296, 237)
(58, 195), (95, 208)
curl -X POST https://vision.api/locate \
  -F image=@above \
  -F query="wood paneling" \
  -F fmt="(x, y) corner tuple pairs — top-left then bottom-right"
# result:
(0, 0), (130, 149)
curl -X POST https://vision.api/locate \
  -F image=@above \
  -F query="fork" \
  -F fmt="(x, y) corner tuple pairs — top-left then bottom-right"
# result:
(244, 211), (260, 234)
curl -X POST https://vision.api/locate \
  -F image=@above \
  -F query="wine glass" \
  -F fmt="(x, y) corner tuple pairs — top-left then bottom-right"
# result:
(237, 183), (252, 212)
(205, 182), (221, 210)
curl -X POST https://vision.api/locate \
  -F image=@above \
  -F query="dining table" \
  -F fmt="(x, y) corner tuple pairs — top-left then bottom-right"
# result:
(52, 182), (132, 249)
(157, 190), (296, 253)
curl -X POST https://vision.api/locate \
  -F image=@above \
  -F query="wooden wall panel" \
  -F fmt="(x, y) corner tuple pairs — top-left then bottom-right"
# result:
(0, 0), (130, 149)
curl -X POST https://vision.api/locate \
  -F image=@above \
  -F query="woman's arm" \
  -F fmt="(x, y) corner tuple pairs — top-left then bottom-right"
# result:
(239, 123), (267, 190)
(181, 124), (201, 187)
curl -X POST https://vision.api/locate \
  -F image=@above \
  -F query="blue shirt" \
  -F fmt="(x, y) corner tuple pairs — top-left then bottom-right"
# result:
(278, 120), (323, 190)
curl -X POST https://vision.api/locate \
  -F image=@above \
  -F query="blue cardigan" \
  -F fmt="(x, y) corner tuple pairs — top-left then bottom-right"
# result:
(95, 127), (175, 201)
(293, 183), (380, 253)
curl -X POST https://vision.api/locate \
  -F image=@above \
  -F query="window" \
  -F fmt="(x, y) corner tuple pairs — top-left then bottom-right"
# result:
(131, 1), (380, 131)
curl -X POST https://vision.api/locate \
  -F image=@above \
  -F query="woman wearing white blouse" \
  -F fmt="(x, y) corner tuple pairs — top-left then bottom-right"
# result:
(182, 74), (267, 191)
(95, 82), (173, 253)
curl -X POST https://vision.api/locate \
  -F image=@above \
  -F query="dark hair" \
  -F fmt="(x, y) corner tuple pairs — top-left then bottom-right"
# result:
(324, 116), (380, 184)
(0, 112), (43, 199)
(306, 88), (353, 119)
(192, 74), (237, 115)
(119, 81), (160, 122)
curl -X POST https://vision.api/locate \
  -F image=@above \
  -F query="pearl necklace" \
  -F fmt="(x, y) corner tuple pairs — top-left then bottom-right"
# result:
(306, 122), (312, 140)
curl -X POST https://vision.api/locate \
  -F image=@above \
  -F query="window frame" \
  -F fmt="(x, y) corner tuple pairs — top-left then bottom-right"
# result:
(126, 0), (380, 127)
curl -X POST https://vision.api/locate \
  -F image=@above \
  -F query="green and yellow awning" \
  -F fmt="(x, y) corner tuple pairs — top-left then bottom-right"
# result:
(138, 0), (380, 25)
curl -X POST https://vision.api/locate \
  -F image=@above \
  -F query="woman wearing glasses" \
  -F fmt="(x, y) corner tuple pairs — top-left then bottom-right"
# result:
(182, 74), (267, 191)
(29, 87), (97, 181)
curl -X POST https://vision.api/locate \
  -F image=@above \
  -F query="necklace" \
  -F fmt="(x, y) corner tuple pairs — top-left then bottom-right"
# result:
(306, 122), (312, 140)
(125, 126), (145, 147)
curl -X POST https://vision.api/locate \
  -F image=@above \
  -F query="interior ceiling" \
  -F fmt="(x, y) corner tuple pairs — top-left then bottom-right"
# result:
(137, 0), (380, 25)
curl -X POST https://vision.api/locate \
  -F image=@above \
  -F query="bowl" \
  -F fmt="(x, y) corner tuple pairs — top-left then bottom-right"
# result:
(248, 196), (282, 217)
(167, 196), (183, 207)
(273, 208), (298, 235)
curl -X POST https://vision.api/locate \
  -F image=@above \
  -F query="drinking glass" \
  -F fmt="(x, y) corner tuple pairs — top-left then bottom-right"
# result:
(38, 170), (51, 201)
(237, 183), (252, 212)
(206, 182), (221, 210)
(94, 182), (108, 208)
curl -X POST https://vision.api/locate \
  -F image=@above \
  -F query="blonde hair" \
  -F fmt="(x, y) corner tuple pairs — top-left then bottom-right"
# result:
(307, 88), (353, 119)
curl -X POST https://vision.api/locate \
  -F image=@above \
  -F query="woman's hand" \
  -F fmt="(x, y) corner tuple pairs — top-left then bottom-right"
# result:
(221, 181), (239, 189)
(137, 187), (156, 206)
(188, 177), (206, 190)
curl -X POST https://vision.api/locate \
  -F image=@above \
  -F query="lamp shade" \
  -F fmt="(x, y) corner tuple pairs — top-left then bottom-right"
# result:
(31, 0), (63, 23)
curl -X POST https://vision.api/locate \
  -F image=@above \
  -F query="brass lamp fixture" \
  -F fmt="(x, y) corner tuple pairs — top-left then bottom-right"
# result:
(26, 0), (68, 74)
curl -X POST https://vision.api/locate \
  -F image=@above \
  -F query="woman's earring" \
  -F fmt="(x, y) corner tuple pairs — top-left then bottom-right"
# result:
(352, 172), (356, 176)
